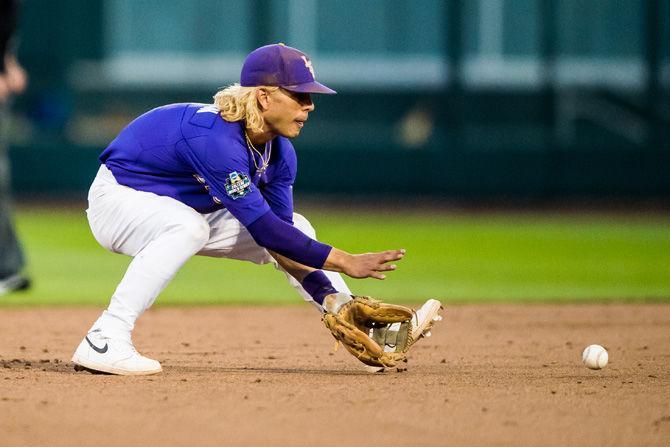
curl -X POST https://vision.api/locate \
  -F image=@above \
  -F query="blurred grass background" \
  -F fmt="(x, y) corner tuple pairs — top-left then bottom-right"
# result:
(2, 205), (668, 307)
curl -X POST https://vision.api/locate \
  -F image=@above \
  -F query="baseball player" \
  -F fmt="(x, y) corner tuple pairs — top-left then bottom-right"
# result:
(72, 44), (442, 375)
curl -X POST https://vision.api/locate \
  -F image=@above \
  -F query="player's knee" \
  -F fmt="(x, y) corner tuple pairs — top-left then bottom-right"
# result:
(292, 213), (317, 239)
(174, 217), (210, 250)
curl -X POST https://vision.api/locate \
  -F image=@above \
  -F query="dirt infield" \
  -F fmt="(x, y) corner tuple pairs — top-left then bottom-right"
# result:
(0, 304), (668, 447)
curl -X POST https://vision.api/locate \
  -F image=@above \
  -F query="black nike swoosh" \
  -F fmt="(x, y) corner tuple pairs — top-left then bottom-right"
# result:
(85, 336), (109, 353)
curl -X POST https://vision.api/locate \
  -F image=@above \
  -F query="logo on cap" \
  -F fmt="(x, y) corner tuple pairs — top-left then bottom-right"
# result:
(301, 56), (315, 79)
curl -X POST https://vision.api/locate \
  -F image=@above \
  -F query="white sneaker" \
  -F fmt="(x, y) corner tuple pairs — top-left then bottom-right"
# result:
(71, 329), (162, 376)
(364, 299), (444, 373)
(410, 298), (443, 341)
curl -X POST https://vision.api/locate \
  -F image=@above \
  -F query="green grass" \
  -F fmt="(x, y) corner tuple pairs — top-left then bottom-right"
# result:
(2, 206), (669, 306)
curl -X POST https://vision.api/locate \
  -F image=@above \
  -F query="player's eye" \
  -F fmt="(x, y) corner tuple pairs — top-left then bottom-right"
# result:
(294, 93), (312, 106)
(282, 89), (311, 106)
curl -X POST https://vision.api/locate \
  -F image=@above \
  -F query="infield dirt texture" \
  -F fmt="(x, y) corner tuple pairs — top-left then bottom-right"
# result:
(1, 304), (668, 446)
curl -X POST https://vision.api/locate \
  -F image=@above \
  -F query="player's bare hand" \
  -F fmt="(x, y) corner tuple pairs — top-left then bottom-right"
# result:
(324, 248), (405, 279)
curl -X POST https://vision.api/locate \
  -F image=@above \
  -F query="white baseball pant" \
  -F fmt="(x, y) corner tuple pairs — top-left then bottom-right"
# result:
(86, 165), (351, 339)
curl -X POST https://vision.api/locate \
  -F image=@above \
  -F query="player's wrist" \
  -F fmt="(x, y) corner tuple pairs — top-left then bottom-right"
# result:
(301, 270), (338, 306)
(323, 292), (353, 314)
(322, 248), (353, 274)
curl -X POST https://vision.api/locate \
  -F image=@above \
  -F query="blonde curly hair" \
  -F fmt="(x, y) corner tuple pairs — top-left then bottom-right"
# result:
(213, 84), (279, 134)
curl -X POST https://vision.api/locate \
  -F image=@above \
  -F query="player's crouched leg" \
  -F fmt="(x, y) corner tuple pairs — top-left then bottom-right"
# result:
(72, 213), (210, 376)
(164, 217), (211, 255)
(74, 167), (212, 375)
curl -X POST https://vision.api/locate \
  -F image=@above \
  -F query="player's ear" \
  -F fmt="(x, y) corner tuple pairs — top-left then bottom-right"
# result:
(256, 87), (271, 111)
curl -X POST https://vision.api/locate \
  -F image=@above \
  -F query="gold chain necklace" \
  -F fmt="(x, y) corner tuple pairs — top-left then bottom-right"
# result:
(244, 132), (272, 176)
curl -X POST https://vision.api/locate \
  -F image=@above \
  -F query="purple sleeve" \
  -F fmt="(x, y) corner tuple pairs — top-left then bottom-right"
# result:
(247, 210), (332, 269)
(261, 138), (296, 224)
(261, 179), (294, 224)
(301, 270), (338, 305)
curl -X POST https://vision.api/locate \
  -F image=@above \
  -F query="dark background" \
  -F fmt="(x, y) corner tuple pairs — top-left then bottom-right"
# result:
(7, 0), (670, 200)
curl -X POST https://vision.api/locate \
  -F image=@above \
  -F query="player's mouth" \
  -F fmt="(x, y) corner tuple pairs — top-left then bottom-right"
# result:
(295, 119), (306, 128)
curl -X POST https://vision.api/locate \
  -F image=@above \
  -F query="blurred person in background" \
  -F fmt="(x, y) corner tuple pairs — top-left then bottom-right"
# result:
(0, 0), (30, 296)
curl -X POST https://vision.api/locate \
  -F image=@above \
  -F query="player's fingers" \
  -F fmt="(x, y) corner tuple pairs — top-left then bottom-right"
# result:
(375, 263), (397, 272)
(382, 249), (405, 262)
(368, 271), (387, 280)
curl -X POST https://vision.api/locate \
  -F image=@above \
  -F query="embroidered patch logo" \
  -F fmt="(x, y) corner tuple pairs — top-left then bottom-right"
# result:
(224, 171), (251, 200)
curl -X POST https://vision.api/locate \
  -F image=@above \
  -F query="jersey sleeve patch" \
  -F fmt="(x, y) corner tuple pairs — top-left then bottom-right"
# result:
(224, 171), (252, 199)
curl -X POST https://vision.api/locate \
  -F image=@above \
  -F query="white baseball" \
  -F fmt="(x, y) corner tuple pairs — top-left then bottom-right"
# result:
(582, 344), (608, 370)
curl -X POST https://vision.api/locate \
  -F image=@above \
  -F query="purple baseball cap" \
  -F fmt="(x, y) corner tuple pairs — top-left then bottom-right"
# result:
(240, 44), (336, 94)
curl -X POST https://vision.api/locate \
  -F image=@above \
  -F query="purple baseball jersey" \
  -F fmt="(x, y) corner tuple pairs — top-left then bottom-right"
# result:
(100, 103), (296, 226)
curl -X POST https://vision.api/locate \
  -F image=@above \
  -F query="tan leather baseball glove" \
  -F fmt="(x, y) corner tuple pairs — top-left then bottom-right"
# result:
(322, 295), (414, 368)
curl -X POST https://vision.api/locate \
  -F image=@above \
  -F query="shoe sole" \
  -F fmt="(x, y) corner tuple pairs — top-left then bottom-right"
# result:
(71, 354), (162, 376)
